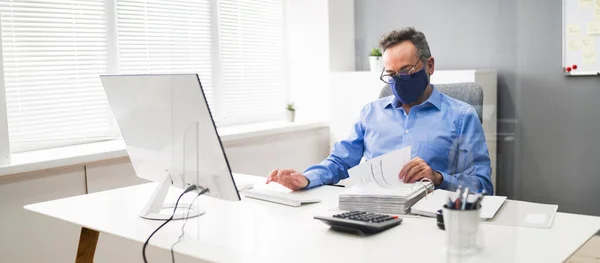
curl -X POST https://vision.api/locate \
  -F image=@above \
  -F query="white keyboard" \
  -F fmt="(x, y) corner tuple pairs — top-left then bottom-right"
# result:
(241, 184), (321, 207)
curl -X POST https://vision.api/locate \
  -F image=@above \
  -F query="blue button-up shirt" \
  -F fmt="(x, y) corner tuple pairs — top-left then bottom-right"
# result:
(304, 86), (493, 194)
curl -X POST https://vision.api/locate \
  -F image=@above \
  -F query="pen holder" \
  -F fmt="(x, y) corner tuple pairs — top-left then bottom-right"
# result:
(442, 203), (482, 255)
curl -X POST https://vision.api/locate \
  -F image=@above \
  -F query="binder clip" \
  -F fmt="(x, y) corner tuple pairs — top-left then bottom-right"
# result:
(411, 177), (434, 199)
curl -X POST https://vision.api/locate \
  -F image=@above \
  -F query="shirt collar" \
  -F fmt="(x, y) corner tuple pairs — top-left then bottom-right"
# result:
(384, 84), (442, 110)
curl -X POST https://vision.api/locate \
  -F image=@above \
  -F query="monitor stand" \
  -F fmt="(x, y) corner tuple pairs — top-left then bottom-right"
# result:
(139, 174), (205, 220)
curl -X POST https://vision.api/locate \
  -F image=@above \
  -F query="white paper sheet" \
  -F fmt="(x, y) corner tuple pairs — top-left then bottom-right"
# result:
(580, 0), (594, 7)
(524, 213), (548, 225)
(587, 21), (600, 35)
(348, 146), (412, 188)
(485, 200), (558, 228)
(567, 24), (581, 36)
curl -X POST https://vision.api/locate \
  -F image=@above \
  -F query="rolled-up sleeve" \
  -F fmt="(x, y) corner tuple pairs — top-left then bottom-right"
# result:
(437, 106), (494, 195)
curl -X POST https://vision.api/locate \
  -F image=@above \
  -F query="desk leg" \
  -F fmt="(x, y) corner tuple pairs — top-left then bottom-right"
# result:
(75, 227), (99, 263)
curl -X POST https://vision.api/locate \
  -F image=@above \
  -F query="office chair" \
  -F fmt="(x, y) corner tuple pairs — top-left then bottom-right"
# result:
(378, 82), (484, 123)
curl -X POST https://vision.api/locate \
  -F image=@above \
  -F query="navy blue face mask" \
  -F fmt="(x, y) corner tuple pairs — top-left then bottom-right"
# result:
(390, 67), (430, 105)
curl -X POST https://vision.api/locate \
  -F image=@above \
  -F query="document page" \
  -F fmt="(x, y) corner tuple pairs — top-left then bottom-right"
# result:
(348, 146), (416, 188)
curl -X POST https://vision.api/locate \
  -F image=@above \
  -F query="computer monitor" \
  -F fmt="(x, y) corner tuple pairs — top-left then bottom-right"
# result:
(100, 74), (240, 220)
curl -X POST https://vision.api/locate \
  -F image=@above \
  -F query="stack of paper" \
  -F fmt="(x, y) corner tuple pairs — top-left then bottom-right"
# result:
(339, 183), (431, 214)
(410, 189), (507, 219)
(338, 146), (434, 214)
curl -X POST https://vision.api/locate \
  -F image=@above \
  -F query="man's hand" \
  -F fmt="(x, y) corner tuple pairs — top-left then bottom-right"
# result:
(399, 157), (443, 186)
(266, 169), (309, 190)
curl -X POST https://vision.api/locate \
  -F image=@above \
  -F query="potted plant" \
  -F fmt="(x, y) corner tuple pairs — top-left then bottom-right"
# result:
(369, 47), (383, 72)
(286, 103), (295, 122)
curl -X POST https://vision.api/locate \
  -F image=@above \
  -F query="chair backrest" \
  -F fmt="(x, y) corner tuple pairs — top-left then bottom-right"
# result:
(379, 82), (483, 123)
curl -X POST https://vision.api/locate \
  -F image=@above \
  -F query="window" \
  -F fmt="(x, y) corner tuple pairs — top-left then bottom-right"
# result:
(115, 0), (214, 105)
(0, 0), (288, 153)
(217, 0), (286, 125)
(0, 0), (114, 152)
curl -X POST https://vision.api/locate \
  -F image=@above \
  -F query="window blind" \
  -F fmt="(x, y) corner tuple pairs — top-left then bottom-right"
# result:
(0, 0), (289, 153)
(115, 0), (213, 106)
(217, 0), (286, 126)
(0, 0), (115, 152)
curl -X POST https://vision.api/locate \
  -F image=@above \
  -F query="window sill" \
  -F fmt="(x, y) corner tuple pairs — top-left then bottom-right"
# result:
(0, 121), (328, 178)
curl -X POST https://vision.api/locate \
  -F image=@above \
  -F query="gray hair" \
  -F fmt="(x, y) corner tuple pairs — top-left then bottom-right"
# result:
(378, 27), (431, 62)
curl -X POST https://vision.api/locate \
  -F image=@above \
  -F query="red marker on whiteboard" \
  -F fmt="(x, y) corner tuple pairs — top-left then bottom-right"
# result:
(572, 64), (578, 70)
(566, 66), (572, 72)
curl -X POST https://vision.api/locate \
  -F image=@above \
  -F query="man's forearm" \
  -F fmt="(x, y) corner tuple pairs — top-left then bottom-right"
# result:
(303, 155), (354, 189)
(436, 166), (493, 194)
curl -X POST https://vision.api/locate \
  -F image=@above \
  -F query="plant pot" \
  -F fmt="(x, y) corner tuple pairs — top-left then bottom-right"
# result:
(369, 56), (383, 72)
(286, 110), (295, 122)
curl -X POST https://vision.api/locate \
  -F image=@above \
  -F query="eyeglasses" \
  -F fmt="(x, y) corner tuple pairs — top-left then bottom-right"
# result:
(380, 55), (424, 84)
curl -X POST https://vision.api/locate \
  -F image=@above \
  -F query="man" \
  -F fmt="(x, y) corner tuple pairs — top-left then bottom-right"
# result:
(267, 27), (493, 194)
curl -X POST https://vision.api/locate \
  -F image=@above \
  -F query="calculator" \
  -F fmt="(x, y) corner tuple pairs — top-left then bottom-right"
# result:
(314, 211), (402, 235)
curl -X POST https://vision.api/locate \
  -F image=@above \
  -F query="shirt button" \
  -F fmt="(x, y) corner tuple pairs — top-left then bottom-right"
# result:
(405, 130), (409, 134)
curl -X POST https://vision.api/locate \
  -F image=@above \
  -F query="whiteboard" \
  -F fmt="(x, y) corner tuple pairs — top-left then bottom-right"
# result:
(563, 0), (600, 76)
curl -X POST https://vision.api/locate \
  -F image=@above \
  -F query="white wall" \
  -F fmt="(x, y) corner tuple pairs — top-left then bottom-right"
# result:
(223, 127), (330, 176)
(288, 0), (330, 123)
(288, 0), (358, 143)
(328, 0), (355, 72)
(328, 71), (382, 146)
(85, 157), (147, 193)
(0, 167), (86, 263)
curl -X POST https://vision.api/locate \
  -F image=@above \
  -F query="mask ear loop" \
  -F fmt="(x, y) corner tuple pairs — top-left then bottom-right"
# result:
(411, 177), (434, 199)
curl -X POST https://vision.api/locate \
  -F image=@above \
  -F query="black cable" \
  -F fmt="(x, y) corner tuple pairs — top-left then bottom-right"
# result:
(170, 187), (209, 263)
(142, 185), (198, 263)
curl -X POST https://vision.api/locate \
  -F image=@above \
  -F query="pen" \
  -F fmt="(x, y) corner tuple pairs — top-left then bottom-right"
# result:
(472, 190), (486, 210)
(454, 188), (462, 210)
(461, 188), (469, 210)
(471, 193), (482, 210)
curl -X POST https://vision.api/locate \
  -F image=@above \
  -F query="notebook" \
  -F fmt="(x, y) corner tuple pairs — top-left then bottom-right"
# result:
(410, 189), (507, 219)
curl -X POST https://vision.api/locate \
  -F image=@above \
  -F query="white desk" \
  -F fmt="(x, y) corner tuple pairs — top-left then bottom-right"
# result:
(25, 174), (600, 263)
